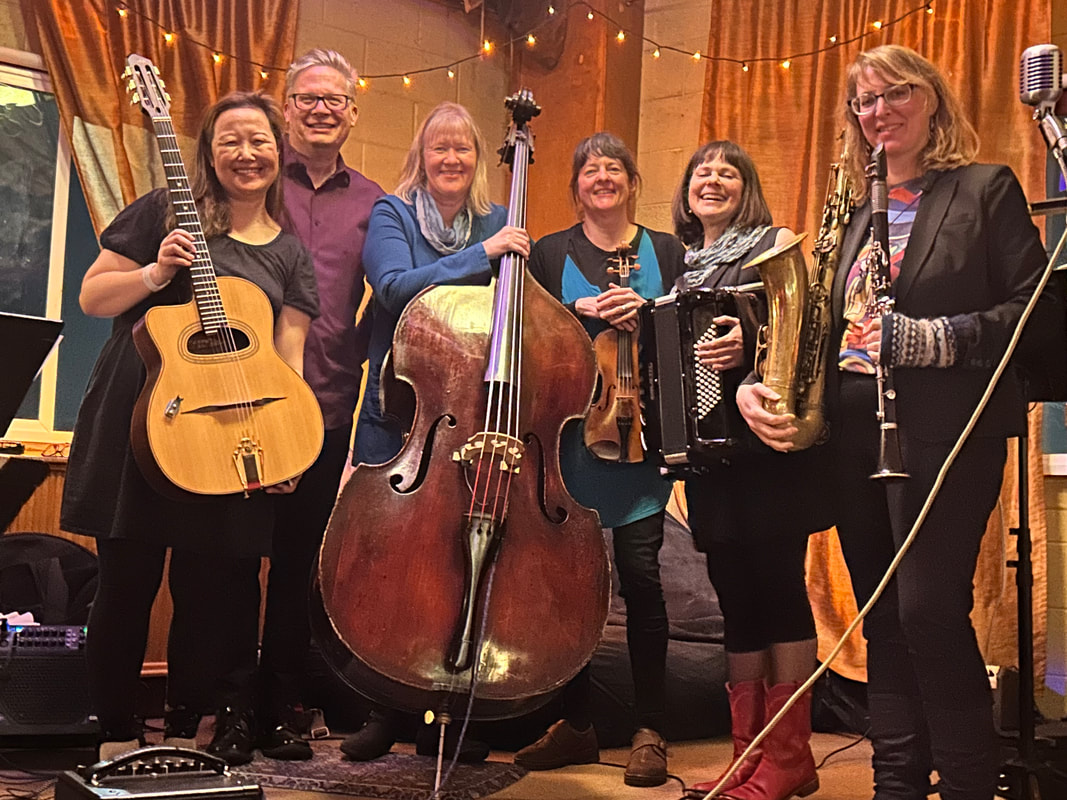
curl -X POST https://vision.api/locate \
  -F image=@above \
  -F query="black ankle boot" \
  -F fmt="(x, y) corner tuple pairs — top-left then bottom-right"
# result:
(868, 693), (934, 800)
(924, 702), (998, 800)
(415, 722), (489, 764)
(340, 712), (395, 761)
(163, 706), (201, 748)
(258, 707), (312, 761)
(207, 706), (254, 766)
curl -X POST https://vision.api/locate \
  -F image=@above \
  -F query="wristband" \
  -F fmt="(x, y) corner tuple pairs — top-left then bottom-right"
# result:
(142, 262), (172, 293)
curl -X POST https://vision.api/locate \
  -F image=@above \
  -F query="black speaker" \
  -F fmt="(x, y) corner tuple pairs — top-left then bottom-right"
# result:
(0, 624), (97, 736)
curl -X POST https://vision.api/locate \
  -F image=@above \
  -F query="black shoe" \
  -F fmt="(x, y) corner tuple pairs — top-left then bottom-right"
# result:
(415, 722), (489, 764)
(207, 707), (254, 766)
(340, 714), (396, 761)
(163, 706), (201, 748)
(259, 722), (313, 761)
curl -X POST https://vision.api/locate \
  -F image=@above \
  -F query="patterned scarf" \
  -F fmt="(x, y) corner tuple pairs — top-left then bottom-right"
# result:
(415, 189), (472, 255)
(681, 224), (771, 289)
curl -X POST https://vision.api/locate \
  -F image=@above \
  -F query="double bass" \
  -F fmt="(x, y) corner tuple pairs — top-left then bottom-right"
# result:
(316, 92), (611, 720)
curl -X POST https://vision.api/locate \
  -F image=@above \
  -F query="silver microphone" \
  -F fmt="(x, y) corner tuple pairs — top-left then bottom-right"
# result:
(1020, 44), (1065, 109)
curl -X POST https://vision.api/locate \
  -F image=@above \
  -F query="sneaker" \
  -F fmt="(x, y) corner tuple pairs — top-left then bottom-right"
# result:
(206, 707), (254, 766)
(514, 719), (599, 771)
(340, 714), (395, 761)
(624, 727), (667, 787)
(415, 722), (489, 764)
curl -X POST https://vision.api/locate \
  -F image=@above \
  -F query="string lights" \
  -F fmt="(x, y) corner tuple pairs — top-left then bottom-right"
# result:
(113, 0), (936, 89)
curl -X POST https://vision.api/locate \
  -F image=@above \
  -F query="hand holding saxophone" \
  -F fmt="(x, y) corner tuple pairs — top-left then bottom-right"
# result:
(695, 315), (744, 371)
(736, 382), (798, 451)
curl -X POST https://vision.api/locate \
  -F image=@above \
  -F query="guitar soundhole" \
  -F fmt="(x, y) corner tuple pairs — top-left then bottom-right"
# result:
(187, 327), (251, 356)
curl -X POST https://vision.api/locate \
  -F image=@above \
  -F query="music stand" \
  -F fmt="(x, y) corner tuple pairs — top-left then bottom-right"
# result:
(0, 312), (64, 441)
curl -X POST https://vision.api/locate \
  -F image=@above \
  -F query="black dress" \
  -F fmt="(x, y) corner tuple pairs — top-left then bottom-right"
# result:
(681, 227), (833, 550)
(61, 189), (319, 558)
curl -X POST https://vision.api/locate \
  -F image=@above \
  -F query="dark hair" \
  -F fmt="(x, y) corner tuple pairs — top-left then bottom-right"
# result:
(671, 140), (772, 248)
(179, 92), (285, 238)
(568, 132), (641, 220)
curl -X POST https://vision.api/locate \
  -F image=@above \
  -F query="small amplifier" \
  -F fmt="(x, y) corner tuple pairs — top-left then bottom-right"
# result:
(56, 746), (263, 800)
(0, 623), (97, 735)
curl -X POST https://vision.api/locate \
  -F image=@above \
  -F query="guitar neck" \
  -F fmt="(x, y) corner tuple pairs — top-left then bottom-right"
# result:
(151, 116), (227, 334)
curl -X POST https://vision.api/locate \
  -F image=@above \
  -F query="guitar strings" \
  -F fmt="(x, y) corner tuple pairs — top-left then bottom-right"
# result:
(157, 116), (263, 479)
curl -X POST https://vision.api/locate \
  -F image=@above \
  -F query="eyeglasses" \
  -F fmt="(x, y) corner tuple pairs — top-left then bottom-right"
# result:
(288, 93), (352, 111)
(41, 441), (70, 458)
(849, 83), (915, 116)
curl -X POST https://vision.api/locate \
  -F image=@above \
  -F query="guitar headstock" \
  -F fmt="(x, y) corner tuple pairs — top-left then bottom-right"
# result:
(123, 53), (171, 120)
(607, 241), (640, 285)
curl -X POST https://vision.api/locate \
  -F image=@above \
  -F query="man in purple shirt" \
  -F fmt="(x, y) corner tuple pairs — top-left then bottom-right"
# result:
(250, 48), (384, 762)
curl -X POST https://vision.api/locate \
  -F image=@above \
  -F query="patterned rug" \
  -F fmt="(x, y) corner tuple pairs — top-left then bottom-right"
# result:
(233, 741), (526, 800)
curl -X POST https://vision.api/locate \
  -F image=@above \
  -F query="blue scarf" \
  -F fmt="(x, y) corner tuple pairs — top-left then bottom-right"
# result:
(415, 189), (472, 255)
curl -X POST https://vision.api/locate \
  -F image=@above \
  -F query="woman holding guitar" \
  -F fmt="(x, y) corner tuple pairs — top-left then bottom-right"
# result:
(518, 132), (683, 787)
(61, 92), (318, 763)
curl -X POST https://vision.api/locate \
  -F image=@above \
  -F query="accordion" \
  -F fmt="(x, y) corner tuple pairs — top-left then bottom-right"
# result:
(640, 287), (763, 475)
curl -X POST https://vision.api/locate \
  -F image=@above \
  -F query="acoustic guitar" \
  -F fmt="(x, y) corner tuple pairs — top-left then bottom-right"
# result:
(123, 53), (323, 496)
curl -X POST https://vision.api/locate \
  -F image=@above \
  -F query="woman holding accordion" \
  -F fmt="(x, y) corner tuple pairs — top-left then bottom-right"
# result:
(739, 45), (1062, 800)
(674, 141), (831, 800)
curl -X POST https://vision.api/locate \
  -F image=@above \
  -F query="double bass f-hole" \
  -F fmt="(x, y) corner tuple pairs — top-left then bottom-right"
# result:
(584, 242), (645, 463)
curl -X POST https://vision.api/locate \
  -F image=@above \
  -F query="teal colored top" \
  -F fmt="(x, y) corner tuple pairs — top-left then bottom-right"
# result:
(529, 224), (683, 529)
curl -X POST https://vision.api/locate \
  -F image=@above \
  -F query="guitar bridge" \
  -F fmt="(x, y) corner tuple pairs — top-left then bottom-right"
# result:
(233, 437), (264, 493)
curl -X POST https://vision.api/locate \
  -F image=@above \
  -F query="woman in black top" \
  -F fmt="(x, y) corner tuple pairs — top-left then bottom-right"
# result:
(516, 132), (683, 787)
(62, 92), (318, 764)
(739, 45), (1062, 800)
(678, 141), (829, 800)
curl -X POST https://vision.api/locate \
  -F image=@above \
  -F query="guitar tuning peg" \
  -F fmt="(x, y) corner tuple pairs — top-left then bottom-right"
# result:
(163, 91), (171, 103)
(127, 79), (136, 92)
(152, 65), (161, 75)
(121, 66), (130, 79)
(132, 93), (140, 105)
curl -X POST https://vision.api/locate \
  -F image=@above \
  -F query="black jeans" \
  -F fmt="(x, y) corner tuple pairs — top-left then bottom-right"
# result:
(833, 374), (1003, 798)
(258, 424), (352, 721)
(565, 510), (668, 733)
(87, 538), (260, 737)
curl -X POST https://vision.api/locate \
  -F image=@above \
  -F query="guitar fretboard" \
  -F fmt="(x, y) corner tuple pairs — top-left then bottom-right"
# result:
(152, 116), (228, 335)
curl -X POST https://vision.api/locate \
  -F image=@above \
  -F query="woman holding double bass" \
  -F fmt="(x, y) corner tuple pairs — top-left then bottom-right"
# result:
(329, 99), (609, 767)
(518, 132), (683, 788)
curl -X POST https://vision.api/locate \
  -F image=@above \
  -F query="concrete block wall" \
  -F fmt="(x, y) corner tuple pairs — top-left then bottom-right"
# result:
(635, 0), (712, 234)
(297, 0), (509, 201)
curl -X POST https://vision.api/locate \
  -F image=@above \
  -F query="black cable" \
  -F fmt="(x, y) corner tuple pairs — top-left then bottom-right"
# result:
(814, 728), (870, 770)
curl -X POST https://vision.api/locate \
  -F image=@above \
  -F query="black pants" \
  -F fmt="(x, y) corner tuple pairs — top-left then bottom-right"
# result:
(258, 424), (352, 721)
(87, 538), (261, 737)
(833, 374), (1003, 798)
(565, 510), (668, 733)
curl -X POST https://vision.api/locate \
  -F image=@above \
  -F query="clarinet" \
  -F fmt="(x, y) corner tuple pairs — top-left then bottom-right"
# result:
(863, 143), (908, 480)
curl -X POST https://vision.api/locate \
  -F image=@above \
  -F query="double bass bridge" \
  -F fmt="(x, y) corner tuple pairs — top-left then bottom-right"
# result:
(452, 432), (524, 473)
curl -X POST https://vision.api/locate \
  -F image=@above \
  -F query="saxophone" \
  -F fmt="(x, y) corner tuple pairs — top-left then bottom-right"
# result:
(748, 151), (853, 450)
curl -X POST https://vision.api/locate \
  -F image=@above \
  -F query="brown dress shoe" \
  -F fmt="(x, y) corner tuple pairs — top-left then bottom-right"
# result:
(625, 727), (667, 787)
(514, 719), (599, 770)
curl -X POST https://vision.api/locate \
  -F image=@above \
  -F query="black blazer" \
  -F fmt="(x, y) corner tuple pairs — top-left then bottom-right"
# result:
(831, 163), (1062, 442)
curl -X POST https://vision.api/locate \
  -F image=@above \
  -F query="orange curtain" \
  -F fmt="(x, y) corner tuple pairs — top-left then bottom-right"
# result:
(696, 0), (1052, 681)
(23, 0), (298, 235)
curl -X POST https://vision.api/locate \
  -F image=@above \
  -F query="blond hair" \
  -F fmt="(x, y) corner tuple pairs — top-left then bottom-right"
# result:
(394, 102), (492, 217)
(843, 45), (979, 202)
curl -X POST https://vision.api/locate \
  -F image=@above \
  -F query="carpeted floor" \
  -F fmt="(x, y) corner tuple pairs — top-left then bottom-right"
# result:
(234, 745), (525, 800)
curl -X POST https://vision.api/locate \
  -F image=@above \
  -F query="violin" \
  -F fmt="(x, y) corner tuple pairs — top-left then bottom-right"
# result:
(315, 92), (611, 722)
(584, 242), (645, 462)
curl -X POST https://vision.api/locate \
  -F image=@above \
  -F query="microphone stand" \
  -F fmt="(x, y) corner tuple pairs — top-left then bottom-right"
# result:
(997, 193), (1067, 797)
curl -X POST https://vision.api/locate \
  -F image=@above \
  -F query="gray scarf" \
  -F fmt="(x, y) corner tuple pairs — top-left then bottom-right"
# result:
(415, 189), (472, 255)
(682, 225), (771, 289)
